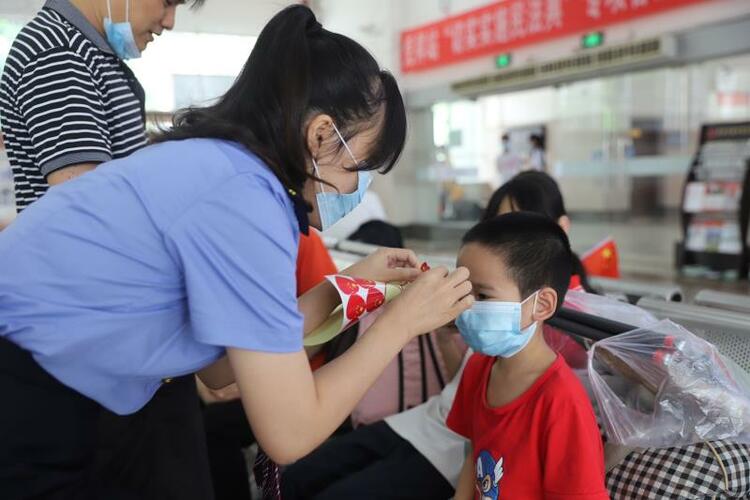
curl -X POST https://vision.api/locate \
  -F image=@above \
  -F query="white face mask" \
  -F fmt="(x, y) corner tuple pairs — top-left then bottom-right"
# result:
(456, 291), (540, 358)
(103, 0), (141, 60)
(312, 122), (372, 230)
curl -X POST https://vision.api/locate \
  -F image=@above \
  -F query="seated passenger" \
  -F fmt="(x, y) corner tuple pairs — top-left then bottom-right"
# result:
(484, 170), (594, 293)
(449, 213), (608, 500)
(485, 171), (594, 368)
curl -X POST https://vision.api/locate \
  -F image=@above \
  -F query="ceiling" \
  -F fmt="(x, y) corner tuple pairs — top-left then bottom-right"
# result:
(0, 0), (296, 36)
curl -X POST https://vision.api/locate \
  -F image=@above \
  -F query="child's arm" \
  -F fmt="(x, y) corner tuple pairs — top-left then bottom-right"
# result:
(454, 445), (475, 500)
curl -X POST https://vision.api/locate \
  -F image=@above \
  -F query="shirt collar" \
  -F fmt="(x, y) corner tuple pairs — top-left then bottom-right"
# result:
(44, 0), (115, 56)
(286, 188), (310, 236)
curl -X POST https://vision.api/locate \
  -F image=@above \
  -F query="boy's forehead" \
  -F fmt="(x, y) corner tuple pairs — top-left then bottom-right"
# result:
(457, 243), (518, 291)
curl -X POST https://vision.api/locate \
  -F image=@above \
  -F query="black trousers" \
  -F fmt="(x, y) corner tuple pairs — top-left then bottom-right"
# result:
(203, 400), (255, 500)
(0, 336), (213, 500)
(280, 421), (454, 500)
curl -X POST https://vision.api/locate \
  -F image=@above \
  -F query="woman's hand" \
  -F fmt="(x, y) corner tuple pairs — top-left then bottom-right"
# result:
(227, 269), (472, 465)
(377, 266), (474, 341)
(341, 247), (421, 283)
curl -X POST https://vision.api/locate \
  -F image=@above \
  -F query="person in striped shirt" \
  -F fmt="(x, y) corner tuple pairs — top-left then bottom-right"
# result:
(0, 1), (213, 499)
(0, 0), (200, 210)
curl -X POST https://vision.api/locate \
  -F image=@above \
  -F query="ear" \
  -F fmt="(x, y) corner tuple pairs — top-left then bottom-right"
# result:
(305, 114), (334, 160)
(531, 287), (558, 322)
(557, 215), (571, 234)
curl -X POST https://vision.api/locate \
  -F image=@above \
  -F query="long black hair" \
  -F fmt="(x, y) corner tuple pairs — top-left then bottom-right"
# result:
(154, 5), (406, 196)
(483, 171), (596, 293)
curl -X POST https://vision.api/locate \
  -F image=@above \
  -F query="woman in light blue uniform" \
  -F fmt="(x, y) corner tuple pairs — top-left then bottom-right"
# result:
(0, 6), (473, 499)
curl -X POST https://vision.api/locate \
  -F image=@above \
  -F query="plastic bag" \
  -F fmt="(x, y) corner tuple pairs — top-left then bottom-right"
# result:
(563, 290), (657, 329)
(544, 291), (658, 370)
(588, 319), (750, 448)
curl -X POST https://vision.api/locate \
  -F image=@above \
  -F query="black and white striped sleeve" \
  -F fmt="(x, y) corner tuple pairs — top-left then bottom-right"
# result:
(16, 46), (111, 177)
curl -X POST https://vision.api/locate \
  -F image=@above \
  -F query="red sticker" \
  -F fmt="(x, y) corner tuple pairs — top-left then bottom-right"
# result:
(346, 294), (367, 320)
(365, 288), (385, 312)
(335, 276), (360, 295)
(354, 278), (377, 288)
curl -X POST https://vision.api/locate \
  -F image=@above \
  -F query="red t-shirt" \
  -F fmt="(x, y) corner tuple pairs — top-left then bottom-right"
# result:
(447, 353), (609, 500)
(295, 231), (338, 371)
(296, 231), (337, 296)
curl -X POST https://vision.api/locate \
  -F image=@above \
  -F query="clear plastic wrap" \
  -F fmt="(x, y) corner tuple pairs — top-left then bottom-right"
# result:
(563, 289), (657, 329)
(588, 319), (750, 448)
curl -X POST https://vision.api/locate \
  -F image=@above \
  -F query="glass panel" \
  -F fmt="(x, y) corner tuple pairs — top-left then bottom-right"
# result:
(429, 54), (750, 222)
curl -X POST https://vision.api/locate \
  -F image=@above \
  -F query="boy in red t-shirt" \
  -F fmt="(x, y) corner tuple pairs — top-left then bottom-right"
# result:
(447, 212), (609, 500)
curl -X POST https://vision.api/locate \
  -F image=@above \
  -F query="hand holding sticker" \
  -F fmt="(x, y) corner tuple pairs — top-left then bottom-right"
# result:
(303, 263), (433, 347)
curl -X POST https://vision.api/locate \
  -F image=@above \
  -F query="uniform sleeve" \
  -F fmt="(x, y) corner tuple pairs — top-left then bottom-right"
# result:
(295, 230), (337, 296)
(165, 175), (303, 353)
(542, 400), (610, 499)
(446, 353), (482, 439)
(16, 47), (111, 177)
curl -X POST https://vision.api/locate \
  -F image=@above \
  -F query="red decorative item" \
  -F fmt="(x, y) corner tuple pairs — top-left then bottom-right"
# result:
(581, 237), (620, 279)
(346, 294), (367, 321)
(335, 276), (360, 295)
(401, 0), (710, 73)
(365, 288), (386, 312)
(354, 278), (377, 288)
(420, 262), (431, 272)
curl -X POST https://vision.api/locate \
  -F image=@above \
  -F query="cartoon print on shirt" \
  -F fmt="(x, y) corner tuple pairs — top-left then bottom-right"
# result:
(476, 451), (504, 500)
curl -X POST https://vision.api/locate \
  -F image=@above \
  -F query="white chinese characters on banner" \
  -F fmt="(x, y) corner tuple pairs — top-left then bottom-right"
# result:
(510, 2), (526, 39)
(495, 6), (509, 43)
(402, 28), (440, 69)
(479, 12), (495, 46)
(605, 0), (629, 13)
(546, 0), (563, 29)
(444, 20), (466, 54)
(439, 0), (572, 58)
(466, 16), (480, 50)
(418, 0), (668, 60)
(528, 0), (545, 34)
(401, 0), (697, 72)
(588, 0), (650, 18)
(587, 0), (602, 18)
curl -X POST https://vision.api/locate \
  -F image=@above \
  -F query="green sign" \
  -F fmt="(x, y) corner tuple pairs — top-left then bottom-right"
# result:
(495, 53), (512, 69)
(581, 31), (604, 49)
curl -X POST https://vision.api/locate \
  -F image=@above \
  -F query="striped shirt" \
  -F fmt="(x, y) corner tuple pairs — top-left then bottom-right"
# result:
(0, 0), (147, 211)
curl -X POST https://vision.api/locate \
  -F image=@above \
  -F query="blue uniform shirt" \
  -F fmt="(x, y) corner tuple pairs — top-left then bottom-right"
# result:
(0, 139), (303, 414)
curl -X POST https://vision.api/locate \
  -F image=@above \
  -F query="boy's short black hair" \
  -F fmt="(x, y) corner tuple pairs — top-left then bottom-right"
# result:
(462, 212), (572, 309)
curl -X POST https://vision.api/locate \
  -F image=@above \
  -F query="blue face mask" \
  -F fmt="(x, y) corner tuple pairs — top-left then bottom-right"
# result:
(456, 291), (540, 358)
(104, 0), (141, 60)
(313, 122), (372, 231)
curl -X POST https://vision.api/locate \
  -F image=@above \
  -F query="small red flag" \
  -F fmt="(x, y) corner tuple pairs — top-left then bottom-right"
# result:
(581, 237), (620, 279)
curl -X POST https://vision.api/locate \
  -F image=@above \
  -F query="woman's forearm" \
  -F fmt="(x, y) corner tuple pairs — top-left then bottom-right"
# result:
(227, 312), (409, 464)
(297, 279), (340, 335)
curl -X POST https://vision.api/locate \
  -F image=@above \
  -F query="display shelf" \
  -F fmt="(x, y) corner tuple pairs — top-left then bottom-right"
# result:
(676, 122), (750, 280)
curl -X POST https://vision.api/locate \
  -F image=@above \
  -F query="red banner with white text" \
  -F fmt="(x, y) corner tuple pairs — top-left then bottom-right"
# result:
(401, 0), (710, 73)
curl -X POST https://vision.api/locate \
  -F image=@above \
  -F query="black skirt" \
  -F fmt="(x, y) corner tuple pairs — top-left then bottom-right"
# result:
(0, 336), (214, 500)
